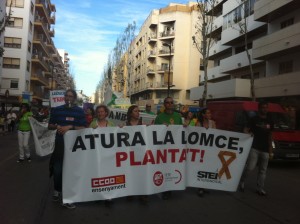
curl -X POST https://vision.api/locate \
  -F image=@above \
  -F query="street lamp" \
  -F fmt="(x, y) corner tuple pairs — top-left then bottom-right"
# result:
(162, 42), (172, 97)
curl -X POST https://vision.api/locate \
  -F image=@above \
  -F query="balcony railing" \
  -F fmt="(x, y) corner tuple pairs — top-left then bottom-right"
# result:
(157, 64), (172, 72)
(31, 72), (49, 86)
(160, 30), (175, 38)
(159, 48), (174, 55)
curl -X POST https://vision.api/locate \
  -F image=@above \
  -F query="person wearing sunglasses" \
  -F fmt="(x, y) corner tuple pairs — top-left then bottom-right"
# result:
(154, 97), (182, 126)
(154, 97), (183, 200)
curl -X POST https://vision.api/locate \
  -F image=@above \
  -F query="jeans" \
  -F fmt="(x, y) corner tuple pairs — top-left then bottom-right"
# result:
(50, 140), (64, 192)
(241, 148), (269, 191)
(18, 130), (31, 159)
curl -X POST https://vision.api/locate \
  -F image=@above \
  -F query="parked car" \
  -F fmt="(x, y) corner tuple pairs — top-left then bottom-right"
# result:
(207, 101), (300, 160)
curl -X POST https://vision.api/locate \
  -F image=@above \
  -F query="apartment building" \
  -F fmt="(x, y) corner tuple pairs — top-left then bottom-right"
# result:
(190, 0), (300, 109)
(0, 0), (6, 85)
(57, 49), (74, 90)
(0, 0), (71, 108)
(126, 2), (201, 107)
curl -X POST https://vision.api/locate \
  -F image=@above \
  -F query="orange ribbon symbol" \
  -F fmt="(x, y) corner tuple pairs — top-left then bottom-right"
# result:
(218, 151), (236, 179)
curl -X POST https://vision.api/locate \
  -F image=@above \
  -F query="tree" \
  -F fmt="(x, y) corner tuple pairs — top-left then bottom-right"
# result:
(94, 22), (136, 104)
(192, 0), (216, 107)
(235, 0), (256, 101)
(111, 22), (136, 95)
(0, 1), (12, 57)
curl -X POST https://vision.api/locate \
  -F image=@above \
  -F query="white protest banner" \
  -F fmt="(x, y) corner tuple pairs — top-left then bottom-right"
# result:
(29, 117), (56, 156)
(50, 90), (65, 108)
(62, 126), (252, 204)
(108, 108), (156, 125)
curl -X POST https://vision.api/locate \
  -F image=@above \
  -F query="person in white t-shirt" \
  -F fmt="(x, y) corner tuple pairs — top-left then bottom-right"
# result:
(6, 109), (17, 133)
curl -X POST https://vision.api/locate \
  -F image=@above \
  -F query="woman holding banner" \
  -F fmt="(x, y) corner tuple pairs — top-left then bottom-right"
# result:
(196, 108), (216, 197)
(125, 105), (148, 205)
(90, 104), (114, 207)
(89, 105), (114, 128)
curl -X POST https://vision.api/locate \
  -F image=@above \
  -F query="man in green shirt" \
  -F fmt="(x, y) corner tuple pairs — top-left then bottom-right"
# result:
(144, 104), (155, 115)
(154, 97), (182, 125)
(154, 97), (183, 200)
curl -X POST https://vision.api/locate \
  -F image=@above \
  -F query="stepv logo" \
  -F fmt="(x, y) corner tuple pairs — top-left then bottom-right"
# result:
(197, 171), (221, 184)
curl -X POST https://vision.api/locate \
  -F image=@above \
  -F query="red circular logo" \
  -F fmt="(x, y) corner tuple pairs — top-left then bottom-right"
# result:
(153, 171), (164, 186)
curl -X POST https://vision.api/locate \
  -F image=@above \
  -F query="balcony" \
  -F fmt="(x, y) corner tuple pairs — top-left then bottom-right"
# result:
(31, 54), (49, 70)
(221, 14), (266, 46)
(148, 33), (157, 43)
(254, 71), (300, 98)
(253, 23), (300, 60)
(50, 12), (56, 24)
(158, 48), (174, 56)
(254, 0), (298, 22)
(148, 50), (156, 58)
(208, 40), (231, 59)
(49, 27), (55, 37)
(203, 65), (223, 81)
(30, 85), (45, 100)
(157, 64), (172, 73)
(31, 72), (48, 86)
(208, 15), (223, 35)
(220, 49), (263, 73)
(32, 35), (48, 54)
(146, 66), (156, 75)
(35, 0), (54, 27)
(190, 78), (251, 100)
(159, 30), (175, 39)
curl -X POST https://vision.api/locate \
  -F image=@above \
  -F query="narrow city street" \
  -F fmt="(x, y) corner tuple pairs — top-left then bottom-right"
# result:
(1, 133), (299, 224)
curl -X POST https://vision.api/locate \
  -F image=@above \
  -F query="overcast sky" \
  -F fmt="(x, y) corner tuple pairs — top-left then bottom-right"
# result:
(52, 0), (188, 96)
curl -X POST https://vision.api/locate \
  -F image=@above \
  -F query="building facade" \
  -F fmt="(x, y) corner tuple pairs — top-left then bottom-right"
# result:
(190, 0), (300, 109)
(125, 2), (201, 108)
(0, 0), (6, 85)
(0, 0), (72, 109)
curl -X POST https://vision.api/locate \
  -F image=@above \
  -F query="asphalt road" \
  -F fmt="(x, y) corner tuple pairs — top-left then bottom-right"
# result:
(1, 133), (299, 224)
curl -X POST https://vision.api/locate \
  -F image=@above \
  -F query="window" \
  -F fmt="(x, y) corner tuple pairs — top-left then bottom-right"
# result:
(4, 37), (22, 48)
(29, 22), (33, 33)
(279, 61), (293, 74)
(10, 80), (19, 89)
(7, 0), (24, 8)
(234, 6), (242, 23)
(28, 41), (31, 52)
(281, 18), (294, 29)
(7, 17), (23, 28)
(30, 2), (34, 14)
(27, 60), (30, 72)
(164, 72), (173, 85)
(3, 57), (21, 69)
(241, 72), (259, 79)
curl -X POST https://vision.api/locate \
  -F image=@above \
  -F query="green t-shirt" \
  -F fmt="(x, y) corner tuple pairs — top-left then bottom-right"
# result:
(18, 112), (33, 131)
(154, 111), (183, 125)
(89, 119), (115, 128)
(145, 111), (155, 115)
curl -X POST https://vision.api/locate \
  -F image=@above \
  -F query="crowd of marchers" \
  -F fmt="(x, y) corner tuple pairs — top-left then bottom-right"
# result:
(12, 89), (274, 209)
